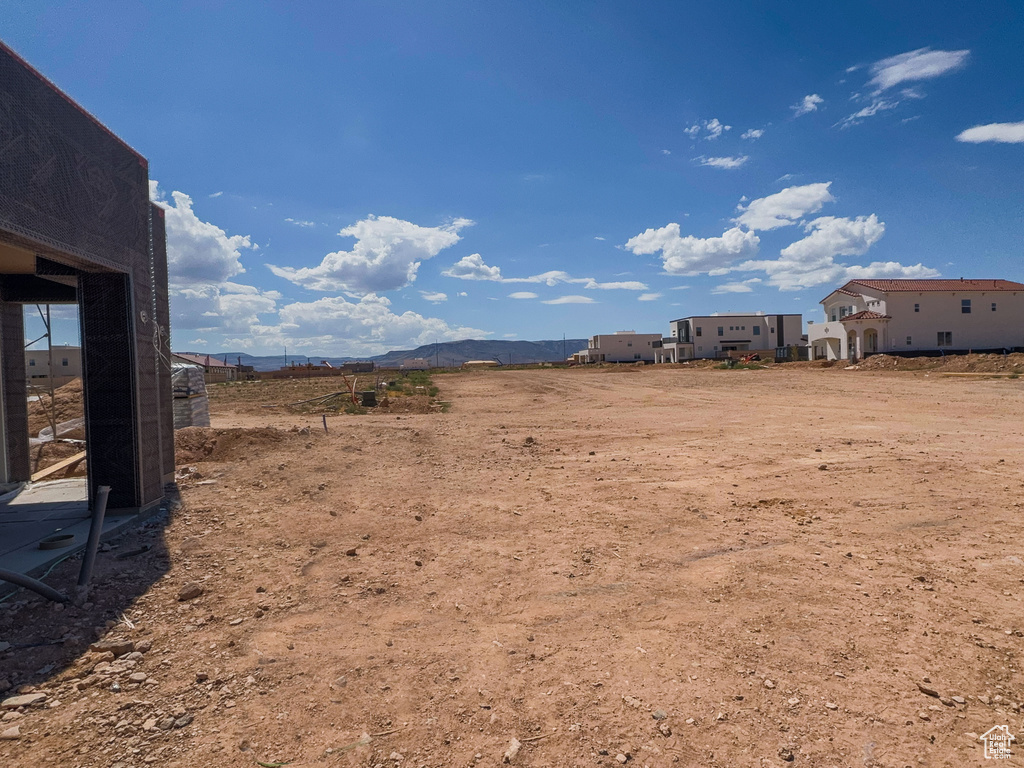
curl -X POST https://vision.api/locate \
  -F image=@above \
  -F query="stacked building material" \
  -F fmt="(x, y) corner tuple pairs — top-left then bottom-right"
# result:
(171, 364), (210, 429)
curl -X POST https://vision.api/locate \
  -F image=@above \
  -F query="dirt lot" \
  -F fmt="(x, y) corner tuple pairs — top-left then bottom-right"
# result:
(2, 365), (1024, 767)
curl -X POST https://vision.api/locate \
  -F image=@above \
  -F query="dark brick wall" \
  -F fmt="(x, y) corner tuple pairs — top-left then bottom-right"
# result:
(0, 43), (171, 511)
(1, 303), (29, 481)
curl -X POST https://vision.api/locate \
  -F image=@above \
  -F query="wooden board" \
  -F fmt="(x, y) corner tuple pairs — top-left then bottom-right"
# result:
(31, 450), (87, 482)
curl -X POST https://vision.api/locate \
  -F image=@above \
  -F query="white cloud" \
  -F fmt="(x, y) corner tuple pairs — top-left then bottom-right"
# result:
(779, 215), (886, 263)
(151, 182), (255, 285)
(792, 94), (824, 117)
(698, 155), (749, 169)
(835, 98), (899, 129)
(270, 215), (472, 294)
(868, 48), (969, 92)
(541, 295), (595, 305)
(624, 224), (759, 276)
(594, 236), (606, 240)
(151, 181), (278, 337)
(508, 291), (538, 300)
(286, 218), (315, 228)
(208, 192), (223, 198)
(584, 280), (648, 290)
(734, 214), (934, 290)
(703, 118), (731, 139)
(190, 338), (208, 345)
(232, 294), (488, 356)
(442, 253), (503, 281)
(686, 119), (732, 140)
(457, 291), (468, 297)
(170, 281), (280, 333)
(741, 129), (764, 140)
(443, 256), (647, 290)
(419, 291), (447, 303)
(733, 182), (834, 230)
(711, 278), (762, 294)
(956, 121), (1024, 144)
(661, 149), (671, 155)
(638, 293), (662, 301)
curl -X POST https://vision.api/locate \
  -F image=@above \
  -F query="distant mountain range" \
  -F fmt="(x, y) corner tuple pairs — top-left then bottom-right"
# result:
(193, 338), (588, 371)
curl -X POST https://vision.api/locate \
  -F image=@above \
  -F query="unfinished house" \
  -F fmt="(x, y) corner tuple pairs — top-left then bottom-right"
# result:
(0, 41), (173, 515)
(807, 279), (1024, 361)
(655, 313), (804, 362)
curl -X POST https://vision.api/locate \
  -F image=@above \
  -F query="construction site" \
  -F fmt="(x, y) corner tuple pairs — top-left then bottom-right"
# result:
(0, 361), (1021, 767)
(2, 18), (1024, 768)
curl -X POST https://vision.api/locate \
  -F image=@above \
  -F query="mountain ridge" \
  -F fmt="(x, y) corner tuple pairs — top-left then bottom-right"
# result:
(189, 338), (588, 371)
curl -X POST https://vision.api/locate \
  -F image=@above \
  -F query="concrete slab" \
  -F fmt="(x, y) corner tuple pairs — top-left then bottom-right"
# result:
(0, 479), (141, 591)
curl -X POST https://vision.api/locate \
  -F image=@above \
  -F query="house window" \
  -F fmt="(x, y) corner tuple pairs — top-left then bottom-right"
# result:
(839, 307), (848, 318)
(914, 303), (920, 312)
(61, 357), (69, 366)
(696, 326), (702, 337)
(992, 303), (997, 312)
(830, 309), (837, 321)
(729, 326), (734, 331)
(28, 359), (35, 366)
(741, 326), (746, 330)
(717, 327), (723, 336)
(634, 353), (641, 359)
(770, 327), (775, 333)
(906, 336), (912, 346)
(627, 341), (632, 347)
(962, 299), (971, 314)
(937, 331), (953, 347)
(753, 326), (760, 336)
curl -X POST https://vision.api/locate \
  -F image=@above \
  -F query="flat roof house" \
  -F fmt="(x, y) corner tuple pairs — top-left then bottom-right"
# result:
(579, 331), (661, 364)
(807, 279), (1024, 361)
(655, 313), (804, 362)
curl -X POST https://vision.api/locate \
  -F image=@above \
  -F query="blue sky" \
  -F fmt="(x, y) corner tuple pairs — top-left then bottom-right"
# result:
(7, 0), (1024, 355)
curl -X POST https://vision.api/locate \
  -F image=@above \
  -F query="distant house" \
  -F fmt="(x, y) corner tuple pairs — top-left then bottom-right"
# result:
(379, 358), (430, 371)
(579, 331), (661, 363)
(25, 345), (82, 384)
(807, 279), (1024, 361)
(171, 352), (238, 382)
(655, 313), (804, 362)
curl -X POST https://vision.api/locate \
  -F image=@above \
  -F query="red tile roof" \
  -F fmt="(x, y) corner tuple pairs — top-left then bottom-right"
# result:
(840, 310), (891, 322)
(847, 279), (1024, 293)
(173, 352), (236, 368)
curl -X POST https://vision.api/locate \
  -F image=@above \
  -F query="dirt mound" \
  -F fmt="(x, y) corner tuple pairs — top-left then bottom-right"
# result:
(857, 352), (1024, 372)
(27, 377), (84, 437)
(174, 426), (286, 464)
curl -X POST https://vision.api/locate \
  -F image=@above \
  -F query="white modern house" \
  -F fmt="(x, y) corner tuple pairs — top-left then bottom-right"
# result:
(578, 330), (661, 363)
(654, 313), (804, 362)
(807, 278), (1024, 361)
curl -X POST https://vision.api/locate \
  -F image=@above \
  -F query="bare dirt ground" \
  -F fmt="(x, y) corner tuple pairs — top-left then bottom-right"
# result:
(2, 365), (1024, 767)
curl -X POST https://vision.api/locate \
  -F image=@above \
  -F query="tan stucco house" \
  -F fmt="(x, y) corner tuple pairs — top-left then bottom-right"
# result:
(807, 278), (1024, 361)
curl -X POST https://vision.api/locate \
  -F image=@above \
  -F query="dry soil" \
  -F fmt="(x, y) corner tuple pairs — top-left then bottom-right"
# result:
(2, 365), (1024, 767)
